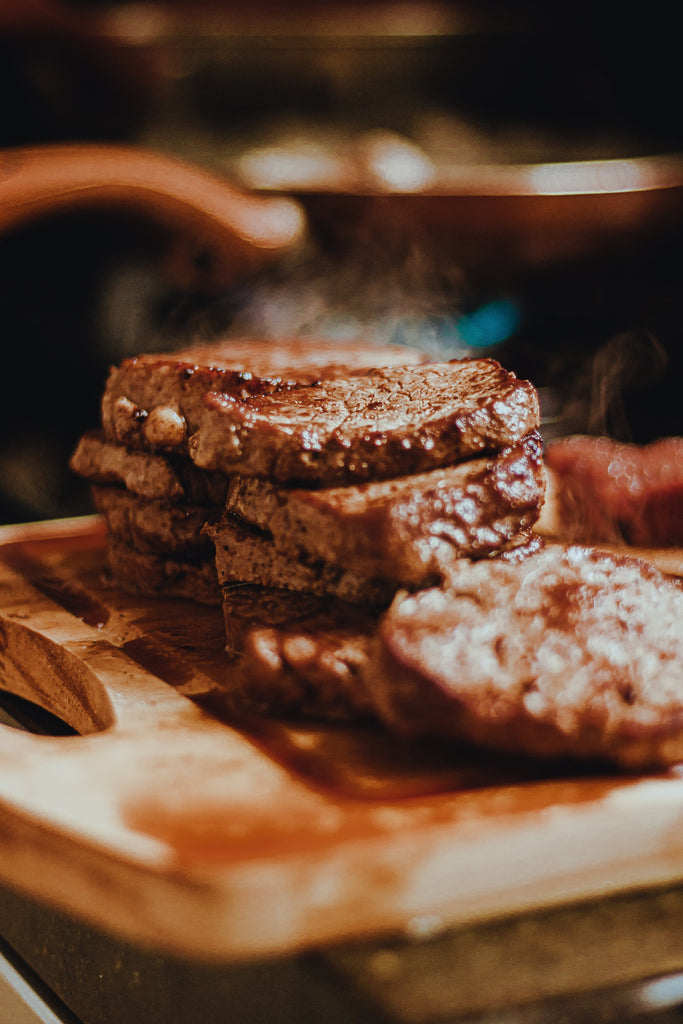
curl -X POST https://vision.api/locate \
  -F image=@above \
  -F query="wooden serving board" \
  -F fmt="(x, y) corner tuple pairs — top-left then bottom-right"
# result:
(2, 516), (683, 962)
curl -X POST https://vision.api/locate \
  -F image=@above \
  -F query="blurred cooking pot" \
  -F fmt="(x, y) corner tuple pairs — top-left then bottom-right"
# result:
(236, 135), (683, 283)
(0, 143), (306, 294)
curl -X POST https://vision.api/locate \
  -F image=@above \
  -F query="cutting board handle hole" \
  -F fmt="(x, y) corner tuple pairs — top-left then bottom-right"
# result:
(0, 689), (76, 736)
(0, 614), (116, 735)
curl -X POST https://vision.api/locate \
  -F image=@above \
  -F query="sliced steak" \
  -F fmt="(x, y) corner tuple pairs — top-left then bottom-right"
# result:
(70, 430), (229, 504)
(104, 537), (220, 605)
(207, 513), (395, 607)
(541, 434), (683, 547)
(221, 586), (376, 720)
(364, 544), (683, 768)
(101, 337), (425, 454)
(225, 432), (545, 586)
(190, 358), (540, 483)
(91, 486), (218, 556)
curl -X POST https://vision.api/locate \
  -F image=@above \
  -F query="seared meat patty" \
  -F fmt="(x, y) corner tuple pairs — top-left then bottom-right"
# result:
(90, 486), (218, 556)
(364, 544), (683, 768)
(216, 538), (547, 724)
(189, 358), (540, 484)
(540, 434), (683, 548)
(70, 431), (229, 504)
(208, 513), (395, 607)
(104, 536), (221, 605)
(224, 432), (545, 586)
(221, 586), (375, 720)
(101, 337), (426, 456)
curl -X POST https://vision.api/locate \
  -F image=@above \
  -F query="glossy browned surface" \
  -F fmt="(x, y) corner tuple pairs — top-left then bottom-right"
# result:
(367, 545), (683, 767)
(225, 432), (545, 584)
(192, 358), (540, 482)
(100, 337), (425, 455)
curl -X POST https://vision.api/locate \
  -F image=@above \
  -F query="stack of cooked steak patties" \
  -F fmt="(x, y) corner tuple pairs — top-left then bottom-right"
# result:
(73, 341), (546, 720)
(202, 359), (545, 719)
(71, 430), (229, 604)
(71, 341), (683, 770)
(70, 337), (426, 605)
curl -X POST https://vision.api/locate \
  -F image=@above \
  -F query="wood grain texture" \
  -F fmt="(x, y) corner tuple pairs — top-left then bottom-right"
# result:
(1, 516), (683, 961)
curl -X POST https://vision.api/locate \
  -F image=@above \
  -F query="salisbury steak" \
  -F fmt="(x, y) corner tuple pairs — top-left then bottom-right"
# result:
(70, 431), (230, 504)
(189, 358), (540, 484)
(221, 586), (375, 720)
(101, 337), (425, 454)
(365, 545), (683, 768)
(208, 513), (395, 607)
(224, 432), (545, 586)
(90, 486), (217, 556)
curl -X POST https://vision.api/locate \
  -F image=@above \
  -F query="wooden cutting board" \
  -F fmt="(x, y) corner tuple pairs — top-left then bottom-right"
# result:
(2, 515), (683, 962)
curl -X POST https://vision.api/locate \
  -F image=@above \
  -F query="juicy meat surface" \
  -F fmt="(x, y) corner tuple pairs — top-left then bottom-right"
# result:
(364, 544), (683, 768)
(207, 513), (395, 607)
(190, 358), (540, 483)
(91, 485), (217, 556)
(221, 586), (376, 720)
(70, 431), (229, 504)
(225, 432), (545, 586)
(101, 337), (425, 456)
(541, 434), (683, 547)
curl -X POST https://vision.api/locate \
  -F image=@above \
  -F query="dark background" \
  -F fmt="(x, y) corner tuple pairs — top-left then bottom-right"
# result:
(1, 0), (681, 525)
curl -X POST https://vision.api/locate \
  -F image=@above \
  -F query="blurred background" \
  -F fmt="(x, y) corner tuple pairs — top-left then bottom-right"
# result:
(1, 0), (682, 526)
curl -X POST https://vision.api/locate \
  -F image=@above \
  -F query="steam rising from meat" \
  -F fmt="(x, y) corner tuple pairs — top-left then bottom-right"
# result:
(554, 329), (671, 441)
(218, 227), (470, 358)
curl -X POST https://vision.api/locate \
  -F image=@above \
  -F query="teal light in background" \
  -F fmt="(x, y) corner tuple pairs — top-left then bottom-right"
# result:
(386, 298), (523, 356)
(455, 299), (522, 349)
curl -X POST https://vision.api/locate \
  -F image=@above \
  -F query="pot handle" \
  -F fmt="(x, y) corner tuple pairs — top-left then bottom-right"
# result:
(0, 144), (306, 292)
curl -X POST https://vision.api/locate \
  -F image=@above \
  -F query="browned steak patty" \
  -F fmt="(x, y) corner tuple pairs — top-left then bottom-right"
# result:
(364, 544), (683, 768)
(70, 431), (229, 504)
(540, 434), (683, 547)
(225, 432), (545, 586)
(91, 486), (218, 556)
(104, 537), (220, 605)
(221, 585), (376, 720)
(190, 358), (540, 484)
(101, 337), (425, 454)
(207, 513), (395, 607)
